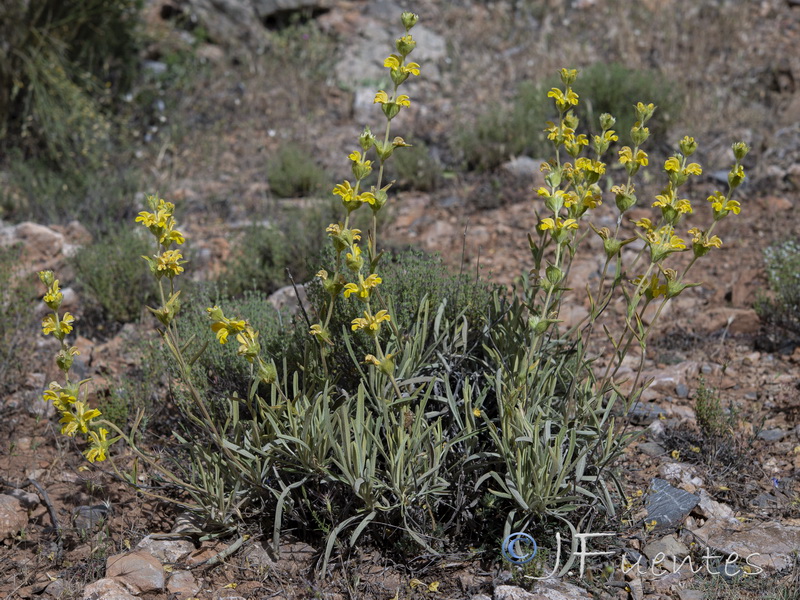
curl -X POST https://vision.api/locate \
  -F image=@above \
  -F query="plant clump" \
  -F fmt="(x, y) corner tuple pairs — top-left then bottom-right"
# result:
(35, 12), (749, 576)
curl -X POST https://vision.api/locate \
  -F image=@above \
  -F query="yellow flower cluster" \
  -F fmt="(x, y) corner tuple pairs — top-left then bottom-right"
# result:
(311, 12), (421, 369)
(207, 306), (277, 383)
(38, 270), (115, 462)
(137, 196), (187, 282)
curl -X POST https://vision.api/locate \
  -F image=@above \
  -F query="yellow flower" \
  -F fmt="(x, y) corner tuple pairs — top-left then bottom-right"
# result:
(547, 87), (579, 111)
(345, 244), (363, 272)
(135, 210), (157, 227)
(343, 273), (383, 300)
(473, 408), (481, 417)
(155, 250), (185, 278)
(42, 312), (74, 338)
(396, 95), (411, 107)
(619, 147), (648, 169)
(351, 309), (391, 335)
(84, 428), (111, 463)
(43, 383), (77, 411)
(685, 163), (702, 176)
(634, 217), (653, 231)
(383, 54), (421, 76)
(59, 401), (101, 437)
(309, 323), (332, 345)
(373, 91), (390, 105)
(43, 281), (63, 310)
(708, 191), (741, 220)
(538, 217), (578, 231)
(664, 156), (681, 172)
(207, 306), (247, 345)
(688, 227), (722, 257)
(236, 326), (260, 362)
(333, 180), (355, 201)
(675, 199), (693, 214)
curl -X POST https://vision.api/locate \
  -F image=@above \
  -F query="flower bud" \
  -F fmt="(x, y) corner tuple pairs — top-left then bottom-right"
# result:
(258, 359), (278, 385)
(728, 164), (745, 189)
(370, 188), (389, 212)
(401, 11), (418, 30)
(545, 265), (563, 285)
(732, 141), (750, 161)
(359, 126), (375, 151)
(599, 113), (616, 131)
(634, 102), (656, 124)
(631, 123), (650, 146)
(612, 185), (637, 213)
(679, 136), (698, 157)
(39, 270), (55, 287)
(559, 68), (578, 86)
(396, 34), (416, 56)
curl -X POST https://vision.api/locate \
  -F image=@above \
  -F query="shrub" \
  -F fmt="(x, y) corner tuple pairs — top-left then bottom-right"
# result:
(756, 239), (800, 342)
(220, 199), (337, 296)
(694, 378), (735, 440)
(267, 142), (328, 198)
(70, 227), (158, 325)
(0, 244), (36, 392)
(35, 14), (748, 576)
(388, 140), (442, 191)
(3, 152), (141, 231)
(571, 62), (681, 143)
(456, 62), (681, 171)
(0, 0), (142, 168)
(173, 285), (288, 399)
(455, 80), (552, 171)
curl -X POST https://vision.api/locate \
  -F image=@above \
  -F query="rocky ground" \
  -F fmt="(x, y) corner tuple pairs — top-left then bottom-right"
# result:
(2, 0), (800, 599)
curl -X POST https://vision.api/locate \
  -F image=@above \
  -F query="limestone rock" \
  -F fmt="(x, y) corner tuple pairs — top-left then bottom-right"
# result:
(494, 579), (592, 600)
(690, 520), (800, 572)
(137, 534), (194, 563)
(82, 578), (137, 600)
(0, 494), (27, 539)
(167, 569), (201, 598)
(105, 551), (165, 594)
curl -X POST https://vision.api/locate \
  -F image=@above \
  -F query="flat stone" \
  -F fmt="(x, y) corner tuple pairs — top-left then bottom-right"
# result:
(167, 569), (200, 598)
(502, 156), (545, 181)
(0, 494), (27, 539)
(73, 504), (111, 532)
(106, 551), (165, 594)
(628, 403), (667, 424)
(137, 535), (194, 563)
(494, 580), (592, 600)
(690, 520), (800, 572)
(645, 478), (699, 529)
(693, 490), (736, 521)
(757, 428), (786, 442)
(5, 489), (39, 510)
(637, 442), (666, 457)
(643, 535), (690, 562)
(82, 578), (137, 600)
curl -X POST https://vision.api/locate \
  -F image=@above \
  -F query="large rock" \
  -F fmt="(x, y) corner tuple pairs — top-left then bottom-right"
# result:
(252, 0), (329, 20)
(645, 478), (700, 529)
(82, 578), (137, 600)
(137, 534), (194, 563)
(167, 569), (201, 598)
(494, 580), (592, 600)
(0, 494), (27, 540)
(105, 551), (165, 594)
(690, 520), (800, 572)
(179, 0), (264, 49)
